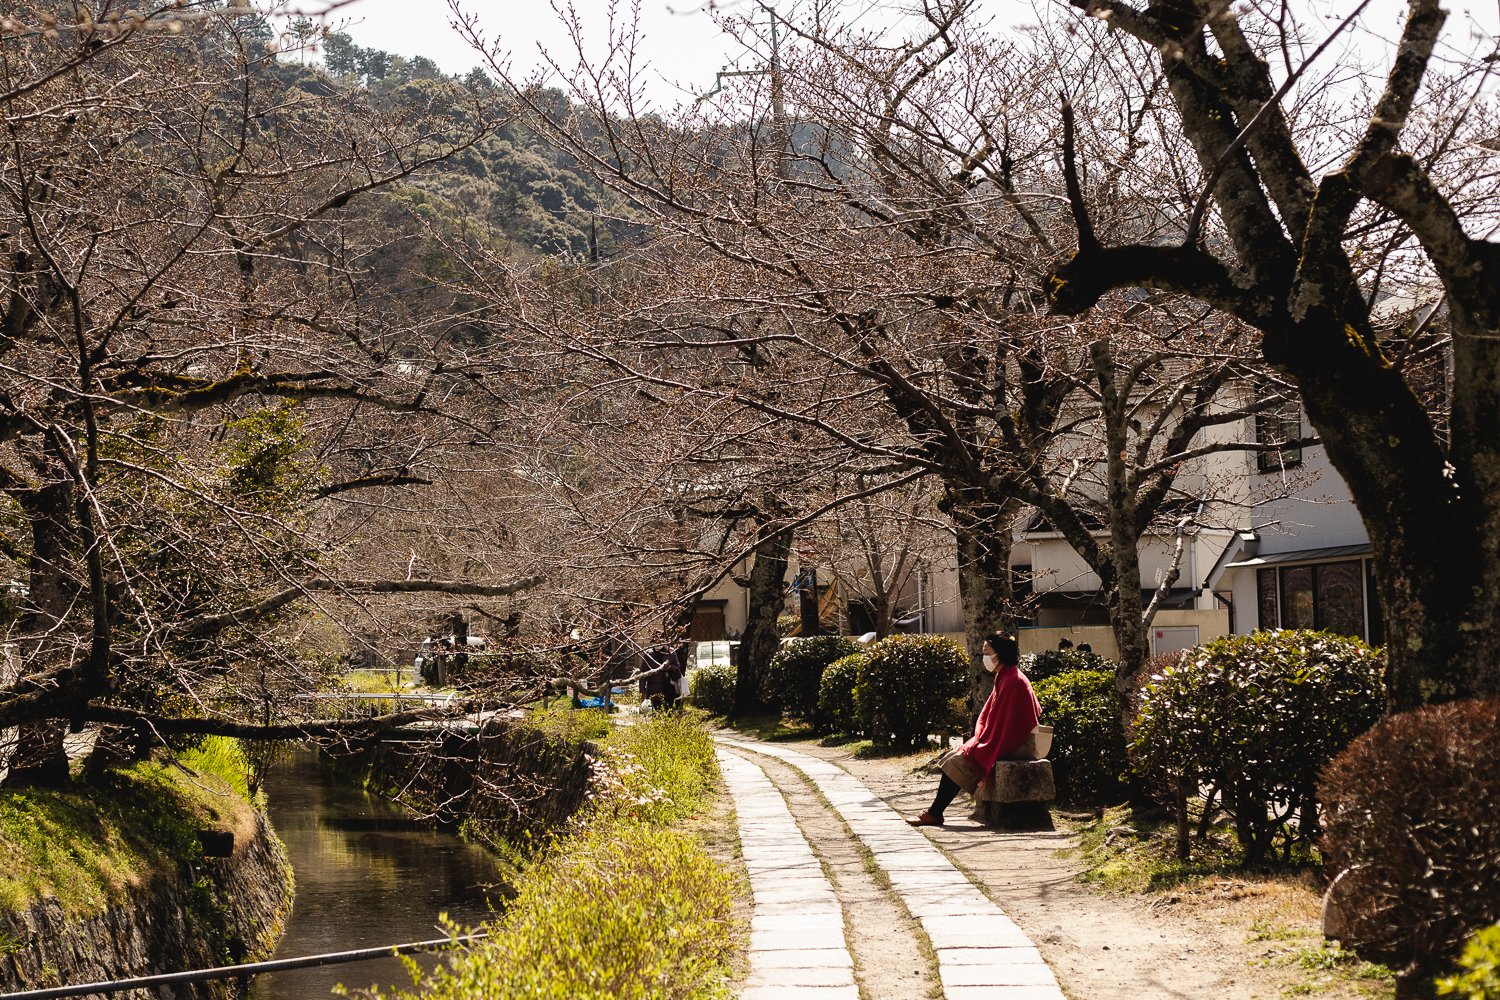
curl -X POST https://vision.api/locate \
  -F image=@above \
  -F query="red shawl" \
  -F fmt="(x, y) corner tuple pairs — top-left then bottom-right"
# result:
(959, 664), (1042, 781)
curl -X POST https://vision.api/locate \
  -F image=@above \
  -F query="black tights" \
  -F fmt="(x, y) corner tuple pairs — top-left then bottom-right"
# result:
(928, 773), (962, 819)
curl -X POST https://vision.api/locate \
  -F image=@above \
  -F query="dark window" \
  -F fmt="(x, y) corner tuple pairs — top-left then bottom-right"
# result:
(1257, 568), (1279, 630)
(1257, 399), (1304, 473)
(1281, 565), (1315, 628)
(1258, 560), (1370, 639)
(1316, 562), (1365, 638)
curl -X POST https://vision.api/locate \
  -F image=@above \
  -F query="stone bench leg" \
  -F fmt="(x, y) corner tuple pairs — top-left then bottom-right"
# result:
(971, 759), (1056, 831)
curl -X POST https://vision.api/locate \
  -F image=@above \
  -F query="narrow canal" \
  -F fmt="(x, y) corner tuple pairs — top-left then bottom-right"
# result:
(249, 749), (505, 1000)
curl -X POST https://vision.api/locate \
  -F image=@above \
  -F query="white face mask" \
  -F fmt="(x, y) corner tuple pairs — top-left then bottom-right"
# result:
(983, 654), (998, 673)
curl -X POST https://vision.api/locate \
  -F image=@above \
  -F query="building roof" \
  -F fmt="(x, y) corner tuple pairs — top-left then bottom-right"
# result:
(1032, 587), (1199, 610)
(1222, 543), (1373, 569)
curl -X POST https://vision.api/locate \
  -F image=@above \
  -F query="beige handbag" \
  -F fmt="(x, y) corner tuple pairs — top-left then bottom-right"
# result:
(1007, 724), (1054, 761)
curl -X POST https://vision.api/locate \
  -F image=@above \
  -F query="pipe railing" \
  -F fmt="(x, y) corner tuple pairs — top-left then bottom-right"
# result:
(0, 934), (488, 999)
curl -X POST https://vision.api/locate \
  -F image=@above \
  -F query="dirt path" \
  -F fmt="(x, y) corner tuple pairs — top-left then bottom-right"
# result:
(754, 736), (1392, 1000)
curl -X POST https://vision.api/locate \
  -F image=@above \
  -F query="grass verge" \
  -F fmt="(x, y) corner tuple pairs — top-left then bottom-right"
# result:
(0, 742), (258, 924)
(379, 710), (740, 1000)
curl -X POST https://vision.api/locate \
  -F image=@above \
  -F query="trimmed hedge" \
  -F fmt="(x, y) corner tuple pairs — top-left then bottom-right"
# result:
(1024, 648), (1113, 684)
(689, 663), (737, 717)
(1131, 629), (1386, 863)
(855, 635), (967, 750)
(818, 653), (867, 736)
(1321, 699), (1500, 989)
(1032, 669), (1127, 802)
(767, 635), (861, 727)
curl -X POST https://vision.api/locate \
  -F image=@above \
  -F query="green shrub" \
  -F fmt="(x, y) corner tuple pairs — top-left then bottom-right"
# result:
(391, 822), (735, 1000)
(818, 653), (867, 736)
(689, 663), (737, 717)
(768, 635), (860, 727)
(1024, 648), (1114, 684)
(855, 635), (967, 750)
(1033, 669), (1127, 802)
(383, 712), (735, 1000)
(1131, 629), (1385, 864)
(1438, 924), (1500, 999)
(1320, 699), (1500, 989)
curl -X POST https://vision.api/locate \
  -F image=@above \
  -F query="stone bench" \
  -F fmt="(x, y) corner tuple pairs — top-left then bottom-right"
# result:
(969, 759), (1056, 830)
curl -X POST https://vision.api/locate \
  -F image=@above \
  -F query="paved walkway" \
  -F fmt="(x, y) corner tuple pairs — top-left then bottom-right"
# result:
(717, 738), (1066, 1000)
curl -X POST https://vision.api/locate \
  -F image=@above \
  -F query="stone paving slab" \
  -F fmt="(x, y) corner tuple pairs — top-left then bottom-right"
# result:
(944, 987), (1067, 1000)
(741, 987), (860, 1000)
(752, 948), (854, 969)
(717, 750), (858, 997)
(720, 738), (1066, 1000)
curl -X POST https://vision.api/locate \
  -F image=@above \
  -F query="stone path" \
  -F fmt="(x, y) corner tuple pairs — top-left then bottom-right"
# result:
(716, 750), (858, 998)
(718, 738), (1066, 1000)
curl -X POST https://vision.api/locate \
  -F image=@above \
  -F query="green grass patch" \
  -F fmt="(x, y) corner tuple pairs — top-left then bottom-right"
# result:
(1069, 805), (1245, 892)
(376, 711), (739, 1000)
(725, 712), (815, 743)
(341, 668), (411, 693)
(525, 704), (613, 746)
(0, 755), (256, 921)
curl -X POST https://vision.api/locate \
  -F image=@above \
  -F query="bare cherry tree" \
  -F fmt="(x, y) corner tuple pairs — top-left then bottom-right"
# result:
(0, 2), (544, 786)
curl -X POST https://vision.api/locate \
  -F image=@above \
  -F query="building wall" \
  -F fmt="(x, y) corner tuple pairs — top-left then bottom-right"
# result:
(1019, 608), (1230, 661)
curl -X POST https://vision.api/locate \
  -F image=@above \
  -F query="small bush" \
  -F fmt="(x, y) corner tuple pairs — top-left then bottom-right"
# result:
(1437, 924), (1500, 999)
(1024, 648), (1114, 684)
(855, 635), (967, 750)
(689, 663), (736, 717)
(818, 653), (867, 736)
(768, 635), (860, 727)
(1033, 669), (1128, 802)
(1131, 629), (1386, 864)
(1320, 699), (1500, 987)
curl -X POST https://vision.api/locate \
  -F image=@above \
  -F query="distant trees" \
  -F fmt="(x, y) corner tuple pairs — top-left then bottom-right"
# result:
(474, 0), (1303, 712)
(0, 3), (536, 785)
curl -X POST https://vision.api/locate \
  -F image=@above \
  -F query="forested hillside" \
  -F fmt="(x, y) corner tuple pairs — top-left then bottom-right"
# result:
(305, 24), (619, 259)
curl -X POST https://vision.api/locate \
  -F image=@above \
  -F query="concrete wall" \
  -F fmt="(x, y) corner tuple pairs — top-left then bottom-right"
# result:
(1019, 608), (1230, 661)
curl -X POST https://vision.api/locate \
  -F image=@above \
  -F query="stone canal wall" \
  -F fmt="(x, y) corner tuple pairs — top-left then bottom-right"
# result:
(0, 808), (293, 999)
(350, 718), (596, 849)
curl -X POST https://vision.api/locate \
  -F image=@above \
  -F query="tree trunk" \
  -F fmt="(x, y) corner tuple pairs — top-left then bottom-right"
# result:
(947, 492), (1018, 712)
(5, 472), (80, 789)
(734, 523), (791, 718)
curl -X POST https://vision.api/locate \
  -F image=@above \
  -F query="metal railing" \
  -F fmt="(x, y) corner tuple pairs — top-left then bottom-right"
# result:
(0, 934), (488, 999)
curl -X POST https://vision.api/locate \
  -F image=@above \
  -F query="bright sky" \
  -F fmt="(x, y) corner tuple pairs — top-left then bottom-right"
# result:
(279, 0), (1500, 109)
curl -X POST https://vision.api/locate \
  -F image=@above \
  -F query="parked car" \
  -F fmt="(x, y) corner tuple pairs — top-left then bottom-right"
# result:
(687, 640), (739, 672)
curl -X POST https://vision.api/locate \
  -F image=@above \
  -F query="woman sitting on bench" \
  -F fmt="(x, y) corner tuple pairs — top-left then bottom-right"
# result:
(907, 634), (1040, 828)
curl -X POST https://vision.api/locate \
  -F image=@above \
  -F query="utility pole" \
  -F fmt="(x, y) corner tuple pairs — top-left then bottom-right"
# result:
(697, 5), (790, 180)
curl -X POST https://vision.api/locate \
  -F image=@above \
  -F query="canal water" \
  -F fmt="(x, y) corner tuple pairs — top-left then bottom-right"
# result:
(249, 749), (505, 1000)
